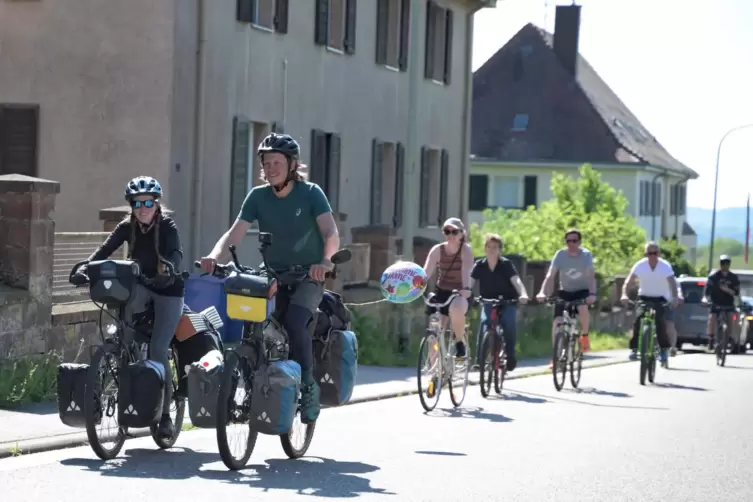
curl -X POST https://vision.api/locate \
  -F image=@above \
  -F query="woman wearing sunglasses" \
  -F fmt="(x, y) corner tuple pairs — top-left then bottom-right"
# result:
(422, 217), (474, 359)
(84, 176), (185, 440)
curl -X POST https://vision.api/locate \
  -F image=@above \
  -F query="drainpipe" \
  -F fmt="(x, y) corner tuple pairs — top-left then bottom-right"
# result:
(650, 170), (668, 241)
(190, 0), (207, 261)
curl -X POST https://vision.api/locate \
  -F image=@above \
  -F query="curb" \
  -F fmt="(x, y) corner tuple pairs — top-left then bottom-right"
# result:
(1, 353), (637, 460)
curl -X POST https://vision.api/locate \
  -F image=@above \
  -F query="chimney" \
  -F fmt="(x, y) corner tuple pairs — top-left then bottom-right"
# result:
(553, 4), (581, 76)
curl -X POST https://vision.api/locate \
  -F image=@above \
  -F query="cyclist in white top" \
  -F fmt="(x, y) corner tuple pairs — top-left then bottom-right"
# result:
(621, 241), (682, 363)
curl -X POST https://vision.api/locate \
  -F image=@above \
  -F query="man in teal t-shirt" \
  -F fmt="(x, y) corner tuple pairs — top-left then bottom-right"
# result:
(200, 133), (340, 424)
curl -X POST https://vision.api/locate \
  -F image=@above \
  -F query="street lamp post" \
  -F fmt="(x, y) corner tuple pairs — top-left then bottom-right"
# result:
(707, 123), (753, 271)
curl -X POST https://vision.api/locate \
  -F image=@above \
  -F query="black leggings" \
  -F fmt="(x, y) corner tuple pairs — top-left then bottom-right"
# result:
(630, 296), (670, 350)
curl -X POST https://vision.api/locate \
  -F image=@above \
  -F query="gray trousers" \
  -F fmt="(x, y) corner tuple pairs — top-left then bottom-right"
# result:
(125, 285), (184, 415)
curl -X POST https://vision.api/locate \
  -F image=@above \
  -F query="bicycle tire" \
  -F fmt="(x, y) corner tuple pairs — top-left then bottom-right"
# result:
(216, 351), (258, 470)
(718, 326), (728, 367)
(648, 335), (657, 383)
(417, 334), (442, 412)
(570, 336), (582, 388)
(479, 331), (494, 398)
(280, 414), (316, 459)
(449, 337), (470, 408)
(84, 343), (126, 461)
(493, 334), (506, 395)
(639, 323), (650, 386)
(151, 346), (185, 449)
(552, 331), (567, 392)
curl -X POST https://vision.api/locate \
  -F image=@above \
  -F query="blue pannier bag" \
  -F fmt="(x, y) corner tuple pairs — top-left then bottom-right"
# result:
(313, 329), (358, 407)
(249, 360), (301, 435)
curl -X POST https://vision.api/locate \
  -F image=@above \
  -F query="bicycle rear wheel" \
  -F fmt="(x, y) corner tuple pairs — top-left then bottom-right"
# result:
(216, 351), (258, 470)
(569, 336), (582, 388)
(449, 337), (470, 408)
(552, 332), (567, 391)
(85, 343), (126, 460)
(417, 334), (443, 412)
(493, 335), (507, 395)
(280, 412), (316, 459)
(479, 331), (494, 398)
(639, 324), (650, 386)
(151, 346), (185, 449)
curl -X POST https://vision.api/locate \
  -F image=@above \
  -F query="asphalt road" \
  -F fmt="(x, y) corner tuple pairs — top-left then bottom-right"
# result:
(2, 353), (752, 502)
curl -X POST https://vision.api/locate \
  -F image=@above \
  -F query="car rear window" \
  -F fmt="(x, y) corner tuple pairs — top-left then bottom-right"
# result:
(681, 282), (705, 303)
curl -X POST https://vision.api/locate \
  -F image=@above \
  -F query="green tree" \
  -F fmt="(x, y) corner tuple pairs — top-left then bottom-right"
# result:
(658, 234), (696, 276)
(470, 164), (646, 281)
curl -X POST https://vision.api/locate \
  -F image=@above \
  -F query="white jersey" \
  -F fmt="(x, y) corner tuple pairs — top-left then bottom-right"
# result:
(629, 258), (675, 299)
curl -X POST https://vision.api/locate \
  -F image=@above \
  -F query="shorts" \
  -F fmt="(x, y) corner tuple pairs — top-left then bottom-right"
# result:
(554, 289), (590, 318)
(429, 288), (464, 317)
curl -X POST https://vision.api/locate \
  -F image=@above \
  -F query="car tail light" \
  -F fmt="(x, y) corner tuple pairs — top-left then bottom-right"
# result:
(696, 282), (706, 286)
(747, 315), (753, 321)
(733, 314), (737, 321)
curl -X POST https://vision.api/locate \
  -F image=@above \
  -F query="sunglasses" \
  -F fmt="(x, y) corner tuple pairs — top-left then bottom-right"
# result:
(646, 251), (658, 256)
(443, 228), (460, 236)
(131, 199), (156, 209)
(566, 239), (579, 244)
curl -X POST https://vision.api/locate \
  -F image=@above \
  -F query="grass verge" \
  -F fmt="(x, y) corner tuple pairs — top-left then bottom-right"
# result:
(0, 352), (61, 408)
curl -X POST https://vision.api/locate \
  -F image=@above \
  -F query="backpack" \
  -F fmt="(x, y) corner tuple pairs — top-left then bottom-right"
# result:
(118, 360), (165, 428)
(56, 363), (90, 428)
(248, 360), (301, 435)
(313, 329), (358, 407)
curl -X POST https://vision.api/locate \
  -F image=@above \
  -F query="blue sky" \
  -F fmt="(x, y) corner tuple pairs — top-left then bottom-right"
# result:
(472, 0), (753, 209)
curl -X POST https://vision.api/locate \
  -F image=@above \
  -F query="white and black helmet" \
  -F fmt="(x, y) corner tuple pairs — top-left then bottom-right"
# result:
(125, 176), (163, 201)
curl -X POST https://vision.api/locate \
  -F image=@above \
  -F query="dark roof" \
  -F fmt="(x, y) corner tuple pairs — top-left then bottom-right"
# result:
(682, 221), (696, 236)
(471, 24), (698, 178)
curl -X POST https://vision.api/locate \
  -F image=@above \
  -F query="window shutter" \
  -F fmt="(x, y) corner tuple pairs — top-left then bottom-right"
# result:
(271, 121), (284, 133)
(344, 0), (357, 54)
(327, 133), (341, 212)
(468, 175), (488, 211)
(375, 0), (389, 64)
(370, 139), (384, 224)
(0, 105), (39, 176)
(680, 185), (686, 215)
(314, 0), (329, 46)
(237, 0), (253, 23)
(523, 175), (537, 209)
(398, 0), (410, 71)
(442, 8), (453, 84)
(419, 147), (430, 226)
(393, 142), (405, 228)
(438, 149), (449, 225)
(274, 0), (289, 33)
(229, 116), (251, 225)
(424, 1), (436, 80)
(310, 129), (327, 187)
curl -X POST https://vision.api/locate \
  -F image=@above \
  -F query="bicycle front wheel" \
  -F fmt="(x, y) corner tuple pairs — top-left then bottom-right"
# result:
(85, 343), (126, 461)
(151, 346), (185, 449)
(639, 323), (650, 385)
(449, 337), (470, 408)
(493, 335), (507, 395)
(280, 412), (316, 459)
(717, 328), (728, 367)
(479, 331), (494, 398)
(552, 332), (567, 391)
(216, 351), (258, 471)
(570, 336), (583, 388)
(417, 334), (442, 412)
(648, 336), (658, 383)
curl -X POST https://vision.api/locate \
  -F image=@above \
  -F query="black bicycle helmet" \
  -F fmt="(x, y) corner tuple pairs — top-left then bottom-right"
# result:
(257, 133), (300, 159)
(125, 176), (162, 201)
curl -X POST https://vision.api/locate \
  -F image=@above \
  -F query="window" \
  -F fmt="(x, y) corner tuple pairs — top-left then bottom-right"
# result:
(680, 281), (705, 304)
(424, 1), (453, 84)
(523, 175), (537, 208)
(310, 129), (342, 212)
(370, 140), (405, 226)
(512, 113), (529, 132)
(375, 0), (409, 70)
(492, 176), (519, 209)
(229, 116), (251, 225)
(237, 0), (289, 33)
(670, 183), (686, 216)
(0, 104), (39, 176)
(639, 180), (651, 216)
(468, 174), (488, 211)
(652, 181), (661, 216)
(314, 0), (357, 54)
(419, 147), (449, 227)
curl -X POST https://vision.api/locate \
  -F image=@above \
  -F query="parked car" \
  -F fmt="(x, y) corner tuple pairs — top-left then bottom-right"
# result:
(738, 295), (753, 353)
(674, 276), (711, 351)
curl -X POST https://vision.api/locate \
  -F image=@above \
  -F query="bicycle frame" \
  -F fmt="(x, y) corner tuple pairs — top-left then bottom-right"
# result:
(426, 310), (455, 382)
(638, 307), (659, 360)
(556, 301), (582, 362)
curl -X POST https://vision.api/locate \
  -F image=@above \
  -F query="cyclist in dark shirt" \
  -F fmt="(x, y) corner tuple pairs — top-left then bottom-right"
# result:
(703, 254), (740, 349)
(471, 234), (529, 371)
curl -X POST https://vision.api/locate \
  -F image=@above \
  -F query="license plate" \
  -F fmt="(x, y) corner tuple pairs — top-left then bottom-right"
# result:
(690, 315), (707, 321)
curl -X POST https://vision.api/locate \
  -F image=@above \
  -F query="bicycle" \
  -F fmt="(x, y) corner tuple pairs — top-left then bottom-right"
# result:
(546, 297), (588, 392)
(477, 297), (519, 398)
(196, 233), (351, 471)
(68, 258), (190, 460)
(416, 291), (471, 412)
(705, 304), (737, 367)
(628, 299), (670, 385)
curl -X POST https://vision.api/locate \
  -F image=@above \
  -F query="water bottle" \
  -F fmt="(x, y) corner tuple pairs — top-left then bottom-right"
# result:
(140, 344), (149, 360)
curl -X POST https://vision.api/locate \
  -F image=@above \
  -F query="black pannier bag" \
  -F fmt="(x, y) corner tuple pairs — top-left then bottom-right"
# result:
(118, 359), (165, 428)
(57, 363), (91, 428)
(314, 290), (352, 336)
(86, 259), (140, 304)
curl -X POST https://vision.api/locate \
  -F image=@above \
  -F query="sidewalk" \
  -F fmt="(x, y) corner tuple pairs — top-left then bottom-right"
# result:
(0, 349), (632, 458)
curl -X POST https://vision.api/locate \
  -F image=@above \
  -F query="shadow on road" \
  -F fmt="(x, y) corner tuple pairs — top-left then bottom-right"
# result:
(723, 365), (753, 370)
(496, 392), (549, 404)
(667, 367), (708, 373)
(425, 406), (513, 423)
(61, 449), (394, 497)
(415, 450), (467, 457)
(504, 388), (668, 411)
(653, 383), (709, 391)
(567, 387), (632, 398)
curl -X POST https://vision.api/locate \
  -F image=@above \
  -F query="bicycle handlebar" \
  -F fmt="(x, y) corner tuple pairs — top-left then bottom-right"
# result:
(424, 291), (464, 308)
(69, 258), (189, 287)
(544, 297), (589, 308)
(476, 297), (521, 307)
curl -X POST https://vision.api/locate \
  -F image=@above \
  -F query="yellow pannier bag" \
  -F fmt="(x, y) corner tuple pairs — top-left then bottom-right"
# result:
(223, 272), (275, 322)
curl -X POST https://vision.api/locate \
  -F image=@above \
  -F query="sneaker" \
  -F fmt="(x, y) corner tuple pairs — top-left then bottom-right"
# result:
(579, 335), (590, 352)
(670, 347), (677, 357)
(629, 350), (638, 361)
(157, 414), (175, 439)
(455, 341), (467, 359)
(300, 372), (321, 425)
(506, 356), (517, 372)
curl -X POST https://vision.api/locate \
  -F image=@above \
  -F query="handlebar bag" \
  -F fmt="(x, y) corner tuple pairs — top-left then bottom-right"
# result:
(248, 360), (301, 435)
(313, 329), (358, 407)
(224, 272), (273, 322)
(87, 260), (140, 304)
(56, 363), (90, 428)
(118, 359), (165, 428)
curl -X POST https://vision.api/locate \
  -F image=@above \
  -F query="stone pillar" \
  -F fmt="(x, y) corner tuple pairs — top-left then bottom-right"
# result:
(351, 225), (398, 283)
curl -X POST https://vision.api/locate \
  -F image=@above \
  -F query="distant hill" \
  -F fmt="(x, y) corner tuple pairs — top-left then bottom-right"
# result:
(687, 206), (749, 245)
